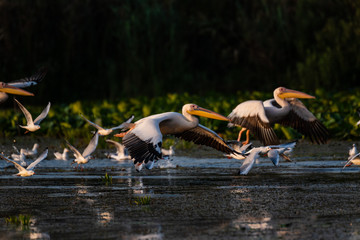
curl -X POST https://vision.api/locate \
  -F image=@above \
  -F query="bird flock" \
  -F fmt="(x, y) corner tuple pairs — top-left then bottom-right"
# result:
(0, 70), (359, 176)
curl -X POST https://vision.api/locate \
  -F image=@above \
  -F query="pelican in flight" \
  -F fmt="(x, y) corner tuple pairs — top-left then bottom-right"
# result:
(15, 99), (51, 133)
(228, 87), (329, 145)
(81, 114), (134, 136)
(66, 133), (99, 168)
(115, 104), (239, 171)
(0, 68), (46, 103)
(105, 139), (131, 161)
(0, 148), (48, 177)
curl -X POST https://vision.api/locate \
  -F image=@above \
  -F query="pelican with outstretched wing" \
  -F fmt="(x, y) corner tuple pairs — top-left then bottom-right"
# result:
(115, 104), (240, 171)
(228, 87), (329, 145)
(0, 68), (46, 103)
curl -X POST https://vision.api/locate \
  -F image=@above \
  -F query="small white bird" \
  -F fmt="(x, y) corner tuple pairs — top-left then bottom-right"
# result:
(0, 148), (48, 177)
(54, 148), (70, 160)
(267, 141), (297, 163)
(161, 146), (175, 159)
(81, 114), (134, 136)
(21, 143), (40, 157)
(10, 149), (27, 167)
(225, 141), (253, 159)
(105, 139), (131, 161)
(343, 144), (360, 168)
(15, 99), (51, 133)
(66, 133), (99, 168)
(239, 146), (271, 175)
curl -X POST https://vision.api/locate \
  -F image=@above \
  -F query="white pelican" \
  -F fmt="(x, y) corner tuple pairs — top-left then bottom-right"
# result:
(54, 148), (70, 160)
(81, 114), (134, 136)
(239, 146), (271, 175)
(66, 133), (99, 168)
(15, 99), (51, 133)
(0, 148), (48, 177)
(228, 87), (329, 145)
(115, 104), (239, 171)
(21, 143), (40, 157)
(343, 144), (360, 168)
(105, 139), (131, 161)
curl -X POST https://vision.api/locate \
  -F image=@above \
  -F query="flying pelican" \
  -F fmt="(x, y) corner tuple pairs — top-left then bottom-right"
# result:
(228, 87), (329, 145)
(15, 99), (51, 133)
(0, 68), (46, 103)
(0, 148), (48, 177)
(81, 114), (134, 136)
(54, 148), (70, 160)
(66, 133), (99, 168)
(115, 104), (239, 171)
(105, 139), (131, 161)
(239, 146), (271, 175)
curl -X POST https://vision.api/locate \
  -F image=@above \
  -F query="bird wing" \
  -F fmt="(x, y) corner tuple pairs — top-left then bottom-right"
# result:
(110, 115), (135, 131)
(82, 133), (99, 158)
(66, 140), (83, 159)
(33, 102), (51, 125)
(278, 98), (329, 144)
(268, 141), (297, 149)
(0, 154), (26, 172)
(27, 148), (48, 170)
(8, 67), (47, 88)
(14, 98), (34, 125)
(174, 124), (236, 154)
(80, 114), (105, 131)
(123, 118), (163, 164)
(344, 152), (360, 169)
(105, 139), (125, 154)
(228, 100), (279, 145)
(239, 149), (260, 175)
(267, 149), (280, 166)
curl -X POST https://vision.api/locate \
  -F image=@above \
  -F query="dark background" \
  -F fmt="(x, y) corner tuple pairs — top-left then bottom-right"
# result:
(1, 0), (359, 105)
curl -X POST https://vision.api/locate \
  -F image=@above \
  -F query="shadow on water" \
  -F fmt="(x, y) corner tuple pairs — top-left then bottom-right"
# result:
(0, 141), (360, 239)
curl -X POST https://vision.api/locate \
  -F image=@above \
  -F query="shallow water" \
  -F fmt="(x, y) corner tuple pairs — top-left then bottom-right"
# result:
(1, 141), (360, 239)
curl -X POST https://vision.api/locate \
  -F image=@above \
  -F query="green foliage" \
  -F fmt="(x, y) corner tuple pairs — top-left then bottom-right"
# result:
(100, 173), (113, 185)
(132, 196), (151, 206)
(5, 214), (32, 229)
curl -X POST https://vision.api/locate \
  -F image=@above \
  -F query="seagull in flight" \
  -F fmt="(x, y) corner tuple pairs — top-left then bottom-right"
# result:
(81, 114), (135, 136)
(105, 139), (131, 161)
(66, 133), (99, 168)
(0, 148), (48, 177)
(15, 99), (51, 133)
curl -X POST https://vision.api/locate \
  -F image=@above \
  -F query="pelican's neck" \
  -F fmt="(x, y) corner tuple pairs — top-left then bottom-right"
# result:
(274, 91), (290, 108)
(182, 110), (199, 125)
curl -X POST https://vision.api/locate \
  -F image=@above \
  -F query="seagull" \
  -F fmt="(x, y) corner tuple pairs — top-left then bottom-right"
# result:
(239, 146), (271, 175)
(0, 148), (48, 177)
(225, 141), (253, 160)
(66, 133), (99, 168)
(81, 114), (134, 136)
(10, 149), (27, 167)
(15, 99), (51, 133)
(343, 144), (360, 168)
(0, 68), (46, 104)
(266, 141), (297, 163)
(105, 139), (131, 161)
(161, 146), (175, 159)
(54, 148), (70, 160)
(21, 143), (39, 157)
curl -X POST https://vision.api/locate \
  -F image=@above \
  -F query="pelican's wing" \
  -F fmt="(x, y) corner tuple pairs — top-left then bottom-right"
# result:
(27, 148), (48, 170)
(8, 68), (47, 88)
(278, 98), (329, 144)
(228, 100), (279, 145)
(267, 149), (280, 166)
(0, 154), (26, 172)
(239, 149), (260, 175)
(33, 102), (51, 125)
(174, 124), (236, 154)
(14, 98), (34, 124)
(82, 133), (99, 158)
(65, 140), (83, 159)
(123, 118), (162, 164)
(80, 114), (105, 131)
(105, 139), (125, 154)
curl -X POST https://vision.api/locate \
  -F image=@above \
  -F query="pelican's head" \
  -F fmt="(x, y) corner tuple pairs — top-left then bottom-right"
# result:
(0, 82), (34, 96)
(275, 87), (315, 99)
(183, 104), (229, 121)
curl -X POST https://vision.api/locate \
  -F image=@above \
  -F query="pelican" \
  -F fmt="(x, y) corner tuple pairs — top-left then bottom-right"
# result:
(228, 87), (329, 145)
(115, 104), (239, 171)
(239, 146), (271, 175)
(15, 99), (51, 133)
(343, 144), (360, 168)
(0, 68), (46, 103)
(54, 148), (70, 160)
(66, 133), (99, 168)
(81, 114), (134, 136)
(0, 148), (48, 177)
(105, 139), (131, 161)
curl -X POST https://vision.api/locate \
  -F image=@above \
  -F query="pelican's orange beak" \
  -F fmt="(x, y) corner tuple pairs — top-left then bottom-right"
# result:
(187, 106), (229, 121)
(0, 84), (34, 96)
(278, 88), (315, 99)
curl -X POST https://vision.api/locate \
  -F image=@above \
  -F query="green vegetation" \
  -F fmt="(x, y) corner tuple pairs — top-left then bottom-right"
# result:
(1, 90), (359, 143)
(5, 214), (32, 229)
(100, 173), (113, 185)
(132, 196), (151, 206)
